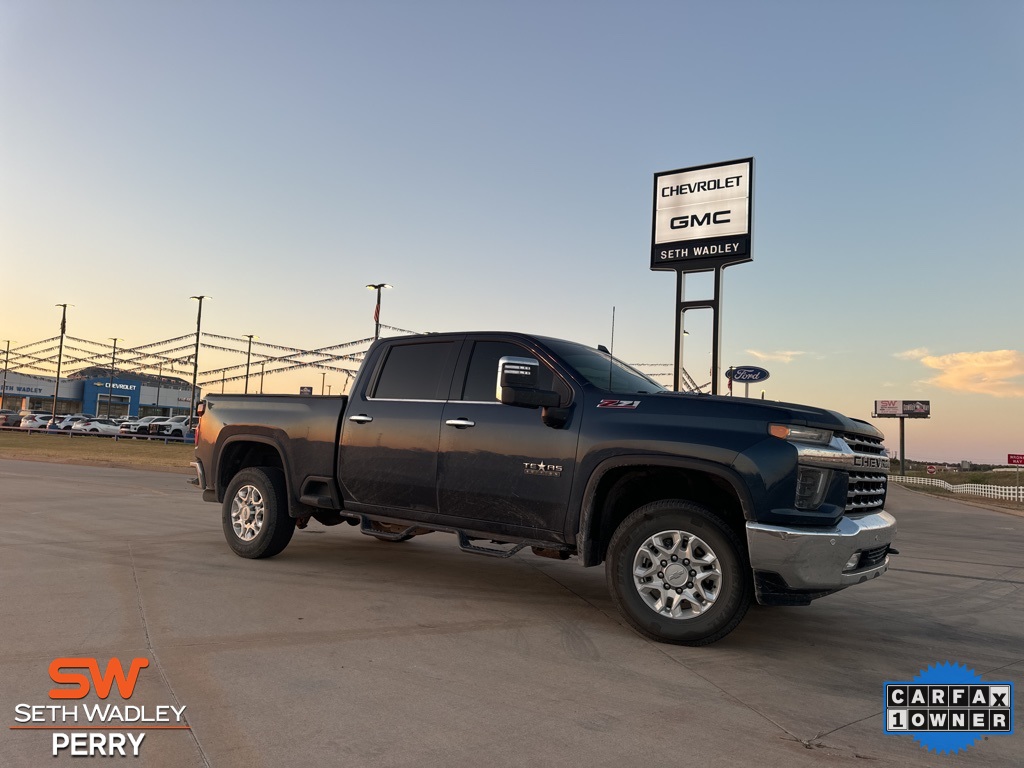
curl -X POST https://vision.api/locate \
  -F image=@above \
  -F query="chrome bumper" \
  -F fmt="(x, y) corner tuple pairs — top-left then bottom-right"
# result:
(745, 510), (897, 590)
(189, 460), (206, 490)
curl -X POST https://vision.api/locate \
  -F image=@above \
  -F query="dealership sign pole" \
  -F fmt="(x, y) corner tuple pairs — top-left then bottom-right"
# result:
(651, 159), (753, 394)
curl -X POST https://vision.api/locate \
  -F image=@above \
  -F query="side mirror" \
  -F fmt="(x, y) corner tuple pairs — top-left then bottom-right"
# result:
(497, 356), (560, 409)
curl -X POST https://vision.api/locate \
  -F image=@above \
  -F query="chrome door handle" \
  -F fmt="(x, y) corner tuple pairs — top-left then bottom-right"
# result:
(445, 418), (476, 428)
(348, 414), (373, 423)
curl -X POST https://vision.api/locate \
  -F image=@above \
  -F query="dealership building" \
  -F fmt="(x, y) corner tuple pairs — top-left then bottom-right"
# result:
(1, 367), (197, 418)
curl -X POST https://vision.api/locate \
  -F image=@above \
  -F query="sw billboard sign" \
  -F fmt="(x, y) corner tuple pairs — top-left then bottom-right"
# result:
(873, 400), (931, 418)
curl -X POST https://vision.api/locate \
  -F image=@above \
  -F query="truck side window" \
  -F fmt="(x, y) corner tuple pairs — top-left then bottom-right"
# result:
(372, 342), (456, 400)
(460, 341), (568, 403)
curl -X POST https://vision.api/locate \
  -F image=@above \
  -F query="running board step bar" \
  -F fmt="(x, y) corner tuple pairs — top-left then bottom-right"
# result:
(358, 517), (420, 541)
(457, 532), (526, 558)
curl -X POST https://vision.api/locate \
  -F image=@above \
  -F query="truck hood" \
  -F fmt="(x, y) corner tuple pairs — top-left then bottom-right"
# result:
(650, 392), (885, 440)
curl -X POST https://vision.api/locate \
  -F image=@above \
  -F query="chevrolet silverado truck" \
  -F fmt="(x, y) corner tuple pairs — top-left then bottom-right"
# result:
(191, 332), (895, 645)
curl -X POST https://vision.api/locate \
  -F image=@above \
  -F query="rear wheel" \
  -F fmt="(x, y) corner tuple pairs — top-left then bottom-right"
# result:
(222, 467), (295, 559)
(606, 500), (750, 646)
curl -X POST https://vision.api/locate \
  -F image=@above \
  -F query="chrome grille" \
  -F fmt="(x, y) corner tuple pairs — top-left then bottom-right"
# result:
(840, 432), (887, 455)
(839, 432), (889, 512)
(847, 472), (887, 512)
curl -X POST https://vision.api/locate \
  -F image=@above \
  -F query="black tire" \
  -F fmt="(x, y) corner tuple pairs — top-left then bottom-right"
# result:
(606, 499), (751, 646)
(222, 467), (295, 559)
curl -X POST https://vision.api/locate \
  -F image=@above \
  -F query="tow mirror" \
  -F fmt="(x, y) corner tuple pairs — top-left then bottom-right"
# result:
(497, 356), (559, 408)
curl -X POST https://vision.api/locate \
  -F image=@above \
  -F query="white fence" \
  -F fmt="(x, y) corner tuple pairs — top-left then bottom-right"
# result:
(890, 475), (1024, 502)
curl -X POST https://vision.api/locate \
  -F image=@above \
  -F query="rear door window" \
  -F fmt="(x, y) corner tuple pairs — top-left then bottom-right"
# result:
(371, 342), (457, 400)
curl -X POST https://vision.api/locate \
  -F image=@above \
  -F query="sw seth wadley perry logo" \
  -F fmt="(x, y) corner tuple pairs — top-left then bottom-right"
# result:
(11, 657), (190, 757)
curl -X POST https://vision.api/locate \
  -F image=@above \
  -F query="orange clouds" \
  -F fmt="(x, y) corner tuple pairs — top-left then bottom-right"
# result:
(903, 350), (1024, 398)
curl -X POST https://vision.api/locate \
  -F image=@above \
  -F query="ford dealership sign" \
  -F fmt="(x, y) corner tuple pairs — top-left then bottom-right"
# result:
(726, 366), (770, 383)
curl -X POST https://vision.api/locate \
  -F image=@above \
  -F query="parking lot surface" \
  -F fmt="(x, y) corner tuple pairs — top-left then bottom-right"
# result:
(1, 458), (1021, 767)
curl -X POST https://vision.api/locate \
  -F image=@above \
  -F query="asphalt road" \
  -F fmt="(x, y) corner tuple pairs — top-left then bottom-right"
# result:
(1, 459), (1020, 767)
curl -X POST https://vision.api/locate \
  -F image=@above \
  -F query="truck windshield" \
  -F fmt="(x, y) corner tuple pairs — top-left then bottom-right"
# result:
(543, 339), (666, 393)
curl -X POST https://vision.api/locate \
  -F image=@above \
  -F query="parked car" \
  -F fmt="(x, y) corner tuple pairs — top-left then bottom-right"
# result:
(0, 410), (22, 427)
(19, 414), (51, 429)
(72, 418), (121, 435)
(119, 415), (163, 436)
(151, 415), (191, 437)
(46, 416), (87, 430)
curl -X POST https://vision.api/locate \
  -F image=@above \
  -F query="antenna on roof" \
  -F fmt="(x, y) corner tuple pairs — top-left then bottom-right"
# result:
(608, 306), (616, 389)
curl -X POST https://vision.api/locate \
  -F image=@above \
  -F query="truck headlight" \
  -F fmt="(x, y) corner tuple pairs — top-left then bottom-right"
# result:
(795, 466), (832, 509)
(769, 424), (833, 445)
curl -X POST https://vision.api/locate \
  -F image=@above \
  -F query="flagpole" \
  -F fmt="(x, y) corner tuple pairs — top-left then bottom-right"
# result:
(366, 283), (392, 341)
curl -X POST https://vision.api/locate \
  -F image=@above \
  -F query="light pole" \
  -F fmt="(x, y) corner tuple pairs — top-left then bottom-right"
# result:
(155, 360), (163, 415)
(51, 304), (71, 422)
(259, 361), (266, 394)
(188, 296), (210, 431)
(320, 371), (327, 395)
(366, 283), (392, 340)
(244, 334), (257, 394)
(1, 340), (11, 411)
(106, 338), (123, 418)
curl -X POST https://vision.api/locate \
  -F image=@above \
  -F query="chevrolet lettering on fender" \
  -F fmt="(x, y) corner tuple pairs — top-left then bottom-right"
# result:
(192, 331), (895, 646)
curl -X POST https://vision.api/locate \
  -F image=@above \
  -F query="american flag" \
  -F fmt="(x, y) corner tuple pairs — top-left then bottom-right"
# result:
(373, 304), (380, 323)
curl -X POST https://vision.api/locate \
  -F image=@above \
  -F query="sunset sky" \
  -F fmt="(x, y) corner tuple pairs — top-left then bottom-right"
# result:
(1, 1), (1021, 464)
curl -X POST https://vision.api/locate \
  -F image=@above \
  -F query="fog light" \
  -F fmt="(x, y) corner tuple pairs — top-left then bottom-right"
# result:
(795, 467), (831, 509)
(844, 553), (861, 572)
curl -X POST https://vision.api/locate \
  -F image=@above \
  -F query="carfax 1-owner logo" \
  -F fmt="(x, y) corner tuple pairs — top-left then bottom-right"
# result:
(884, 661), (1014, 754)
(10, 657), (190, 757)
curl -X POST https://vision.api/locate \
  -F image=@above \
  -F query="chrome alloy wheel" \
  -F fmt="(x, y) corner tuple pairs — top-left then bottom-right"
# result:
(632, 529), (723, 619)
(230, 484), (265, 541)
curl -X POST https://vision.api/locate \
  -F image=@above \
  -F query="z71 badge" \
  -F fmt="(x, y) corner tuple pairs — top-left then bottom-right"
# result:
(597, 400), (641, 409)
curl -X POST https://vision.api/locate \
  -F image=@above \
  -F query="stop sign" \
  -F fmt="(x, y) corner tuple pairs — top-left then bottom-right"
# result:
(926, 465), (937, 475)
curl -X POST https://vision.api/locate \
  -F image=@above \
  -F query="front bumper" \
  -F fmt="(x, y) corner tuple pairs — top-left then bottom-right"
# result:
(746, 510), (897, 595)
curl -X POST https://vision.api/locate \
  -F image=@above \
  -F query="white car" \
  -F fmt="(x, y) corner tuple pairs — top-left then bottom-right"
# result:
(150, 415), (191, 437)
(20, 414), (52, 429)
(119, 416), (163, 436)
(46, 415), (88, 430)
(71, 418), (121, 435)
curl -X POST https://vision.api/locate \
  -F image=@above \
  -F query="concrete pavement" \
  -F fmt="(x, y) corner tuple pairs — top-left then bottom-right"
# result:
(1, 459), (1020, 766)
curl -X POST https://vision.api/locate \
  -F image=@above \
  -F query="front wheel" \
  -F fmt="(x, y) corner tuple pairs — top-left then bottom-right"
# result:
(222, 467), (295, 559)
(606, 500), (751, 646)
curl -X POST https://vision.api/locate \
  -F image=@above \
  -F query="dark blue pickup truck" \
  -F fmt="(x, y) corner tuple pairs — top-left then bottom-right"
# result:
(192, 332), (896, 645)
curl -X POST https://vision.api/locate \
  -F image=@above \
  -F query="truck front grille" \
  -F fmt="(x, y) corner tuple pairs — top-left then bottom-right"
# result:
(840, 432), (887, 455)
(847, 472), (887, 512)
(838, 432), (888, 512)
